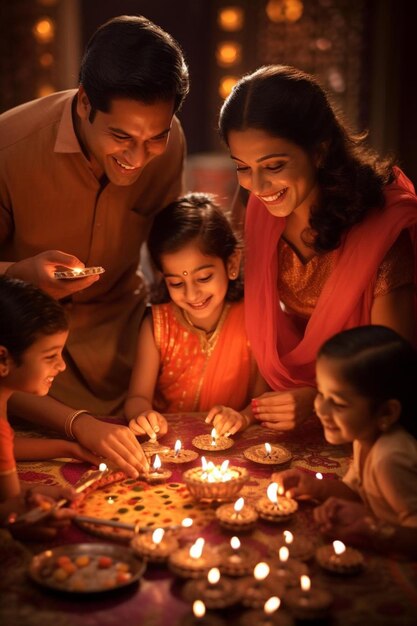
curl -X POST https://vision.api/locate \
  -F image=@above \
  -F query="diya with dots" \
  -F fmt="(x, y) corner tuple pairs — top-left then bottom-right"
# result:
(244, 442), (292, 466)
(256, 482), (298, 523)
(218, 536), (262, 577)
(183, 458), (248, 502)
(192, 428), (234, 452)
(162, 439), (199, 464)
(216, 496), (258, 531)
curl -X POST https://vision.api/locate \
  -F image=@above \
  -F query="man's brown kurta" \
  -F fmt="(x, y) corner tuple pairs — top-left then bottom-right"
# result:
(0, 90), (185, 415)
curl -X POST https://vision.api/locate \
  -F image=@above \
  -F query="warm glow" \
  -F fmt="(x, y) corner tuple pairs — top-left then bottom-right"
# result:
(283, 530), (293, 544)
(99, 463), (107, 472)
(333, 540), (346, 555)
(217, 7), (244, 31)
(266, 0), (303, 23)
(264, 596), (281, 615)
(265, 443), (272, 456)
(230, 536), (241, 550)
(33, 17), (55, 43)
(300, 575), (311, 592)
(211, 428), (218, 445)
(201, 456), (208, 470)
(234, 497), (244, 513)
(72, 267), (83, 275)
(220, 459), (229, 473)
(219, 76), (239, 99)
(316, 472), (323, 480)
(190, 538), (205, 559)
(216, 42), (241, 67)
(39, 52), (54, 68)
(152, 528), (165, 545)
(175, 439), (182, 452)
(279, 546), (289, 563)
(254, 562), (270, 581)
(182, 517), (193, 528)
(107, 496), (114, 504)
(267, 482), (279, 504)
(193, 600), (206, 618)
(207, 568), (221, 585)
(153, 454), (162, 471)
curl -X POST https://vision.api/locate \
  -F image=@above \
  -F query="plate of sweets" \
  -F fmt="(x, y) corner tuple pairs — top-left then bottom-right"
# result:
(28, 543), (146, 594)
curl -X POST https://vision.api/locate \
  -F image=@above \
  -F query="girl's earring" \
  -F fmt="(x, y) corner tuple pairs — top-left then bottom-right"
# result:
(230, 271), (237, 279)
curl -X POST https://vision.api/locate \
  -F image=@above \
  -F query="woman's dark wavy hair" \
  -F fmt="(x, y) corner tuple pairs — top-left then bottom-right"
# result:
(219, 65), (394, 253)
(79, 15), (189, 118)
(147, 192), (243, 303)
(318, 326), (417, 439)
(0, 276), (68, 365)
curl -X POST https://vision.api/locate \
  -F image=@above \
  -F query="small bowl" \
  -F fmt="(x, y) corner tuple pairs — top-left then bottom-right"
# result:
(183, 466), (249, 502)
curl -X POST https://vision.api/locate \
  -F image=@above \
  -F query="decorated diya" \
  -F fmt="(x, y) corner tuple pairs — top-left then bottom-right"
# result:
(255, 483), (298, 523)
(316, 540), (365, 575)
(183, 567), (243, 609)
(218, 536), (262, 577)
(192, 428), (234, 451)
(275, 530), (316, 562)
(169, 538), (221, 578)
(284, 575), (333, 620)
(244, 443), (292, 466)
(131, 527), (179, 563)
(142, 438), (170, 457)
(215, 497), (258, 531)
(139, 454), (172, 483)
(183, 458), (248, 502)
(161, 439), (199, 464)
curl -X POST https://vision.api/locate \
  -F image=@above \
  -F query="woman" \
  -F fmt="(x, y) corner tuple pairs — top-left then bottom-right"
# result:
(218, 64), (417, 431)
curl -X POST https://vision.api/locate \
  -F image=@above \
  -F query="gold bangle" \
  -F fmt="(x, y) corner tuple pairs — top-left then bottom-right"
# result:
(65, 409), (90, 440)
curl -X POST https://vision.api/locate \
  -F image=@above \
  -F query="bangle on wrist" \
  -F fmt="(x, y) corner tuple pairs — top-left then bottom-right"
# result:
(64, 409), (90, 440)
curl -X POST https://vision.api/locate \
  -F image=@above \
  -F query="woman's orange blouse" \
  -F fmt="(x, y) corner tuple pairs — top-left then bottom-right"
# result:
(0, 419), (16, 476)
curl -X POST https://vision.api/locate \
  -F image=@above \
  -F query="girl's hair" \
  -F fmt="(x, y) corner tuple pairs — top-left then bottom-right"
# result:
(0, 276), (68, 365)
(219, 65), (394, 253)
(147, 192), (243, 303)
(318, 325), (417, 438)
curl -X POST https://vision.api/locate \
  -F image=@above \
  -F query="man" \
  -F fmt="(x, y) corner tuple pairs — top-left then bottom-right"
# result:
(0, 15), (189, 476)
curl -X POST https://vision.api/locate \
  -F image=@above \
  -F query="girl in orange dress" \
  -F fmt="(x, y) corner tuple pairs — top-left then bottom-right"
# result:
(125, 193), (266, 439)
(273, 325), (417, 557)
(0, 276), (97, 536)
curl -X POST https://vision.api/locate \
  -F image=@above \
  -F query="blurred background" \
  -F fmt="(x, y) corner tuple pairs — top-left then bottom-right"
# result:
(1, 0), (416, 208)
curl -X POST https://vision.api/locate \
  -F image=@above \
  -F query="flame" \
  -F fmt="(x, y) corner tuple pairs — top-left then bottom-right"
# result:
(279, 546), (289, 562)
(153, 454), (161, 471)
(201, 456), (208, 470)
(254, 562), (270, 581)
(300, 575), (311, 592)
(152, 528), (165, 545)
(333, 540), (346, 555)
(230, 536), (241, 550)
(211, 427), (218, 442)
(207, 568), (221, 584)
(98, 462), (107, 472)
(265, 442), (272, 455)
(220, 459), (229, 473)
(316, 472), (323, 480)
(267, 482), (279, 504)
(174, 439), (182, 453)
(234, 497), (244, 513)
(264, 596), (281, 615)
(181, 517), (193, 528)
(190, 538), (205, 559)
(283, 530), (293, 544)
(193, 600), (206, 618)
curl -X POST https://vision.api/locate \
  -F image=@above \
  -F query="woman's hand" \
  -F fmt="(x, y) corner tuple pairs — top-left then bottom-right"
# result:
(205, 405), (250, 436)
(72, 415), (150, 476)
(64, 441), (103, 466)
(128, 410), (168, 440)
(252, 387), (316, 430)
(272, 468), (319, 500)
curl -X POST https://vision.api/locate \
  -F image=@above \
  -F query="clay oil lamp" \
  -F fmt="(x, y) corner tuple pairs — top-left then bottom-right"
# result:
(255, 483), (298, 523)
(285, 575), (333, 620)
(216, 496), (258, 531)
(316, 540), (365, 575)
(218, 536), (261, 577)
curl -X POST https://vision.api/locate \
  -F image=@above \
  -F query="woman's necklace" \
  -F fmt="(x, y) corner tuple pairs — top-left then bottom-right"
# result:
(182, 309), (217, 336)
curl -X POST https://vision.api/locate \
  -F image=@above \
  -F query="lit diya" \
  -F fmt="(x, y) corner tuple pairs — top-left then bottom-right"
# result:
(275, 530), (316, 562)
(216, 497), (258, 531)
(244, 443), (292, 466)
(183, 458), (248, 502)
(131, 527), (179, 563)
(142, 438), (170, 457)
(161, 439), (199, 464)
(284, 575), (332, 620)
(183, 567), (243, 609)
(192, 428), (234, 451)
(181, 600), (226, 626)
(316, 540), (365, 575)
(241, 562), (285, 609)
(169, 538), (220, 578)
(239, 596), (294, 626)
(140, 454), (172, 483)
(255, 483), (298, 523)
(218, 536), (262, 577)
(269, 546), (308, 588)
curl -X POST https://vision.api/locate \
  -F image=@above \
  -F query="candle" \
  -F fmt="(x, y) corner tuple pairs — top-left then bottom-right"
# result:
(131, 526), (179, 562)
(216, 497), (258, 531)
(244, 443), (292, 466)
(218, 537), (261, 577)
(162, 440), (198, 464)
(285, 575), (332, 619)
(142, 454), (172, 483)
(316, 540), (364, 574)
(169, 537), (220, 578)
(183, 464), (248, 502)
(256, 483), (298, 522)
(192, 432), (234, 452)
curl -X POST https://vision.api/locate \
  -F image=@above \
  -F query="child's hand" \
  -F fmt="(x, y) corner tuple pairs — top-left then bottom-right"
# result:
(313, 497), (369, 537)
(272, 468), (318, 500)
(205, 405), (248, 436)
(128, 410), (168, 440)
